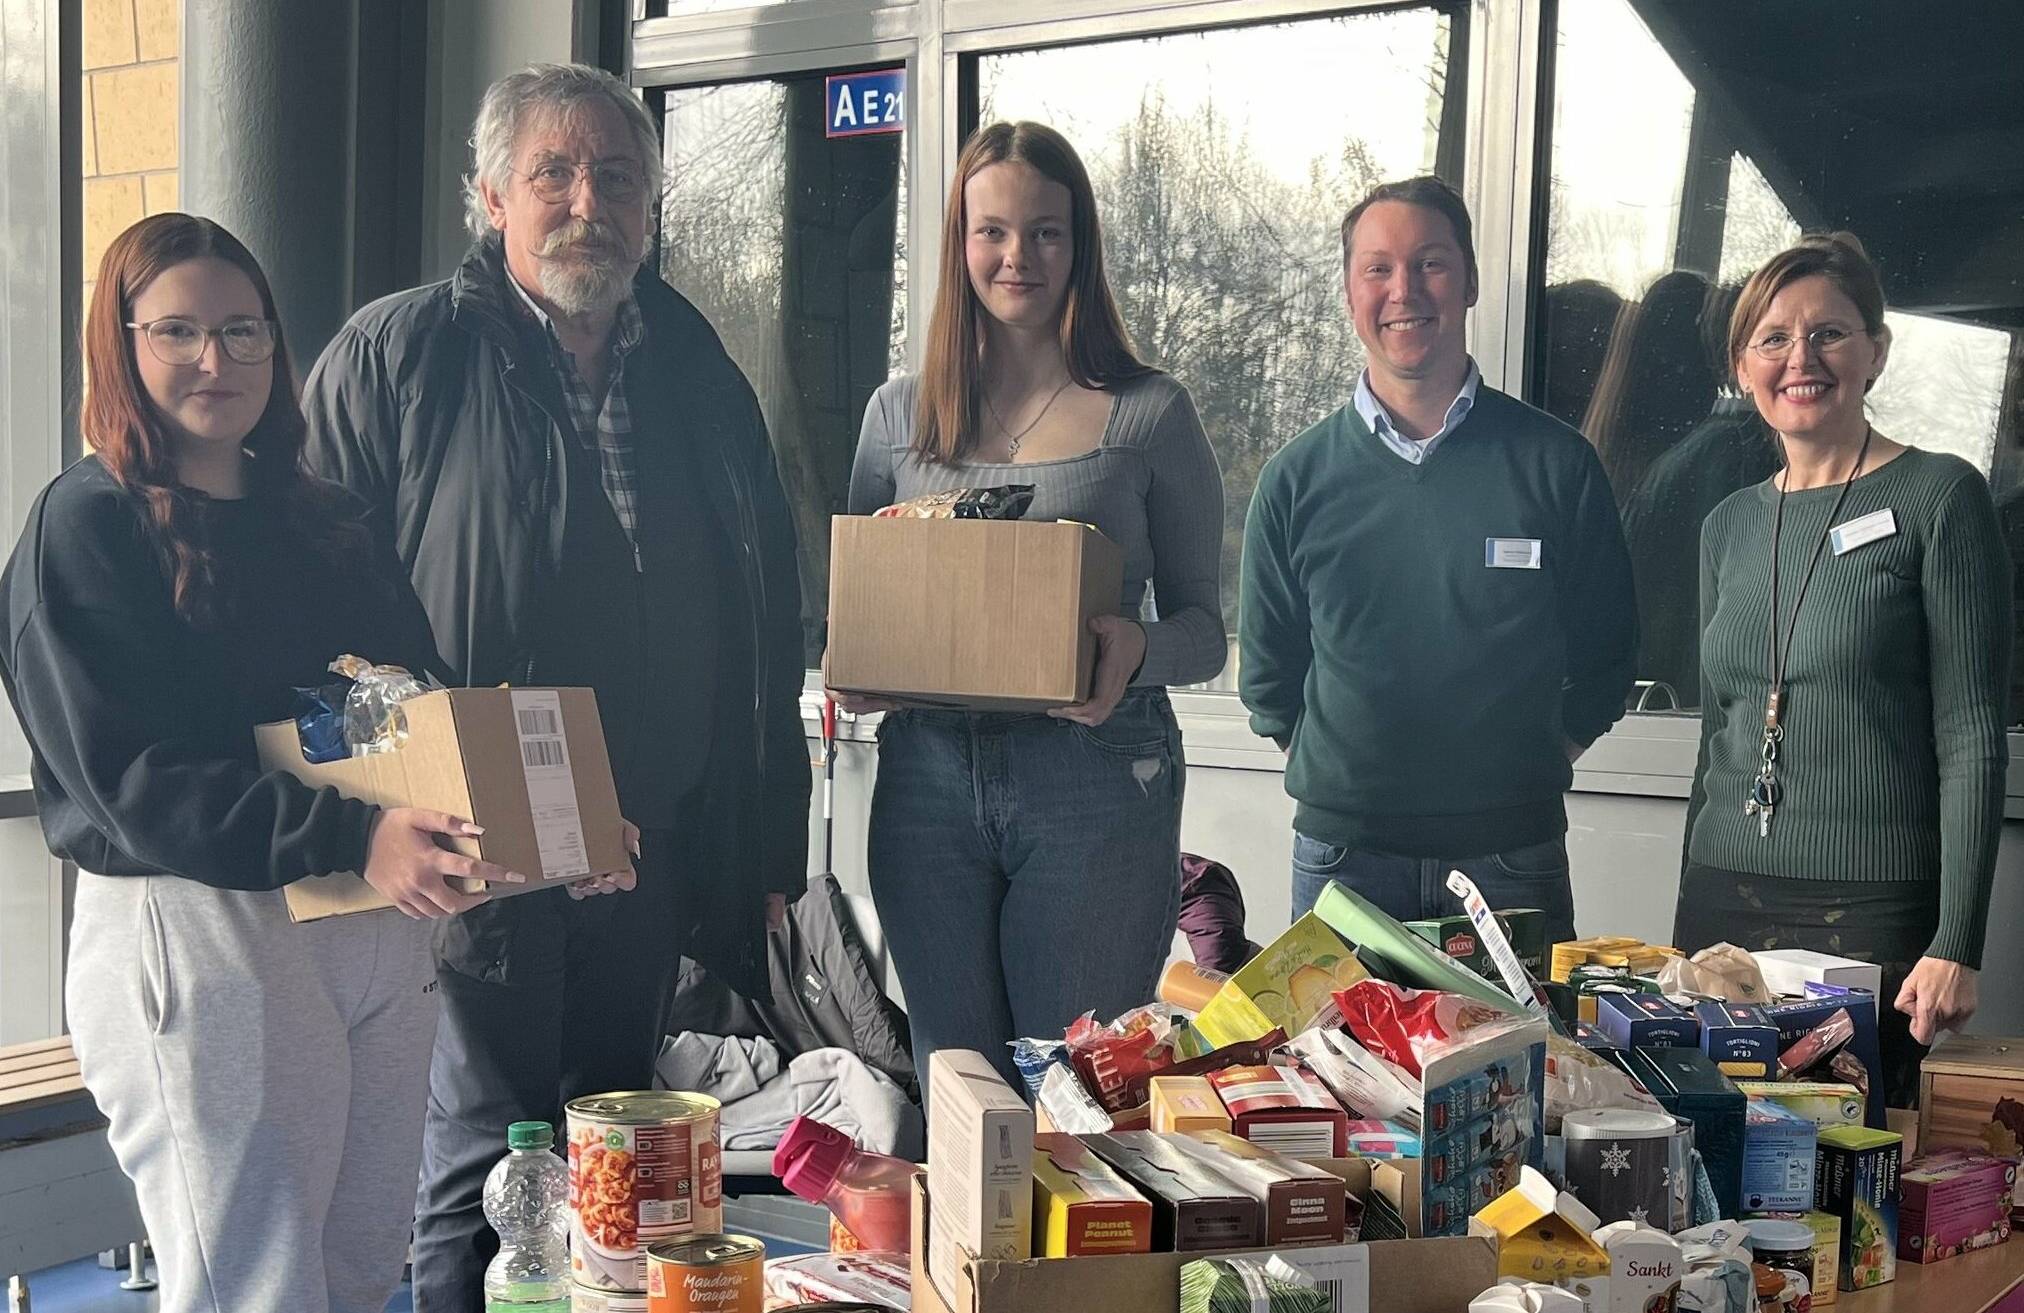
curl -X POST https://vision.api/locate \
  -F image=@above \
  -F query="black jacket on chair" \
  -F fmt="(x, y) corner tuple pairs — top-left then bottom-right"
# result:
(301, 236), (810, 998)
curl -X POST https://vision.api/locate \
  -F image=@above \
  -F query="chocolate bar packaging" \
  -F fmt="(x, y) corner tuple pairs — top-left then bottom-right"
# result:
(1169, 1129), (1350, 1245)
(1082, 1131), (1263, 1253)
(1030, 1133), (1153, 1257)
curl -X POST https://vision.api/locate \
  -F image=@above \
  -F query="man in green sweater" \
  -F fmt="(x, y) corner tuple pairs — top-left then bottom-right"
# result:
(1240, 176), (1636, 938)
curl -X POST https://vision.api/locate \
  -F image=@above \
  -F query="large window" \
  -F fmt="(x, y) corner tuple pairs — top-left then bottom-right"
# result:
(977, 4), (1466, 664)
(660, 70), (908, 663)
(1537, 0), (2024, 717)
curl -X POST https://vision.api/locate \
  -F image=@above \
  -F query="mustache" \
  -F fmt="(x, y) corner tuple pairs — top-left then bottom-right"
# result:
(537, 219), (628, 260)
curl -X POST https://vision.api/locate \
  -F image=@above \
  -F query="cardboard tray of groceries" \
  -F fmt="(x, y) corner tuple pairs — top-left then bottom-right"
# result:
(909, 1163), (1497, 1313)
(827, 515), (1125, 711)
(255, 686), (628, 922)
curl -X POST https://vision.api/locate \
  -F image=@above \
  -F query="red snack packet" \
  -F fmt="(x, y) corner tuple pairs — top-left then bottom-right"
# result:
(1333, 980), (1509, 1080)
(1069, 1024), (1174, 1112)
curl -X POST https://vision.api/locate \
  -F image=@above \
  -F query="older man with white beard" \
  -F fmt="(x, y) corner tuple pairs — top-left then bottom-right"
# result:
(302, 62), (810, 1310)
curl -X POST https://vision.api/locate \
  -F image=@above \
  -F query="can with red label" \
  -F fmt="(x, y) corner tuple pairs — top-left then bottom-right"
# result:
(566, 1091), (723, 1292)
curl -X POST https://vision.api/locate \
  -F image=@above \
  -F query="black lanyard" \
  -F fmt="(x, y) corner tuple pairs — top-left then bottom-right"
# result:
(1747, 424), (1872, 837)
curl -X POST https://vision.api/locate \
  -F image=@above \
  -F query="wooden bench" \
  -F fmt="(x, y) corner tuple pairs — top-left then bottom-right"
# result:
(0, 1036), (146, 1301)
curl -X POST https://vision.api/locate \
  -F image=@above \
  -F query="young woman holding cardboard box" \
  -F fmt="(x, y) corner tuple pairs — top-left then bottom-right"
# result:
(0, 214), (607, 1313)
(831, 121), (1225, 1090)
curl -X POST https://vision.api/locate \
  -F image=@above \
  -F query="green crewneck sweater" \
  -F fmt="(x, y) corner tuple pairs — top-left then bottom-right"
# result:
(1240, 387), (1636, 858)
(1687, 448), (2012, 967)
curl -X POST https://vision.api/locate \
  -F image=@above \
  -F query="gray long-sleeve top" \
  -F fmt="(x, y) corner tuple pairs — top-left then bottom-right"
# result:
(847, 372), (1227, 689)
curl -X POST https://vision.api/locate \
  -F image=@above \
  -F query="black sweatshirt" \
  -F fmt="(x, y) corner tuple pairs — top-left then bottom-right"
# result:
(0, 456), (441, 888)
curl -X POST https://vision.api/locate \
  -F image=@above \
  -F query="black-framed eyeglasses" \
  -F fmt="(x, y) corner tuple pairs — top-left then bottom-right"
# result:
(126, 317), (277, 366)
(1748, 325), (1865, 361)
(511, 158), (645, 205)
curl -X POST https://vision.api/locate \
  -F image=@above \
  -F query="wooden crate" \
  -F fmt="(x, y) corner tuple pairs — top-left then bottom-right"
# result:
(1917, 1034), (2024, 1156)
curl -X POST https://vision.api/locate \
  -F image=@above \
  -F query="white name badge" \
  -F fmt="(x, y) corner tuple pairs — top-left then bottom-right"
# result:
(1486, 537), (1542, 569)
(1830, 508), (1897, 555)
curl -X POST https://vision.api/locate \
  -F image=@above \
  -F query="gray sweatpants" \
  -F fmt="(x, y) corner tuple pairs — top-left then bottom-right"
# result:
(66, 872), (440, 1313)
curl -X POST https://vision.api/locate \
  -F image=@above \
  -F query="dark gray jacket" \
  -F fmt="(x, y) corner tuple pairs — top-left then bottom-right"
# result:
(301, 237), (810, 997)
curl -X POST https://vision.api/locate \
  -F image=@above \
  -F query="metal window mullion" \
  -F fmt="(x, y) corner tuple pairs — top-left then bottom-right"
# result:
(941, 0), (1431, 49)
(1464, 0), (1544, 395)
(631, 3), (922, 82)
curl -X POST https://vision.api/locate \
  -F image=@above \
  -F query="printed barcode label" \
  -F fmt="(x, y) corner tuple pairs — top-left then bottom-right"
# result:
(516, 706), (561, 737)
(509, 690), (590, 881)
(520, 737), (566, 769)
(1317, 1280), (1342, 1313)
(1275, 1244), (1369, 1313)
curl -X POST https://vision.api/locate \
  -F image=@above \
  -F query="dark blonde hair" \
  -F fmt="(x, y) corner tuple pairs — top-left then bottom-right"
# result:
(1728, 232), (1888, 379)
(912, 121), (1150, 464)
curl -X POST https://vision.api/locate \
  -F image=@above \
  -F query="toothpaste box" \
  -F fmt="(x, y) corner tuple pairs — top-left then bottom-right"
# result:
(1742, 1097), (1819, 1212)
(1816, 1126), (1901, 1290)
(1695, 1001), (1779, 1079)
(1597, 993), (1699, 1051)
(1898, 1152), (2017, 1264)
(1734, 1080), (1865, 1131)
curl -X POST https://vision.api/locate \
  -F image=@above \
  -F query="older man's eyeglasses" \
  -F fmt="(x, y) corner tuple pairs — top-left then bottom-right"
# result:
(127, 317), (277, 366)
(514, 159), (645, 205)
(1748, 325), (1866, 361)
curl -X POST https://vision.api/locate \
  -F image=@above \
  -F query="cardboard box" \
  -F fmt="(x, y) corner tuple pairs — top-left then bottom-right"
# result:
(1192, 912), (1368, 1049)
(926, 1050), (1034, 1302)
(1618, 1047), (1746, 1218)
(1082, 1131), (1261, 1252)
(1743, 1097), (1819, 1212)
(1471, 1164), (1608, 1282)
(1206, 1065), (1348, 1159)
(255, 687), (627, 921)
(1030, 1133), (1153, 1257)
(1898, 1152), (2017, 1264)
(1747, 1211), (1841, 1306)
(1815, 1126), (1902, 1291)
(1596, 993), (1698, 1051)
(1918, 1034), (2024, 1157)
(826, 516), (1123, 710)
(1696, 1001), (1780, 1079)
(1756, 948), (1884, 1000)
(1169, 1130), (1350, 1246)
(1736, 1080), (1866, 1131)
(909, 1166), (1497, 1313)
(1149, 1077), (1231, 1136)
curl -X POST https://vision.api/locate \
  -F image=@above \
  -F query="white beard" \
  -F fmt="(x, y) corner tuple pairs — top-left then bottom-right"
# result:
(537, 252), (638, 317)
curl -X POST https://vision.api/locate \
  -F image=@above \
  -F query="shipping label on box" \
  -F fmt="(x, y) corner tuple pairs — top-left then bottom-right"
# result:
(255, 686), (627, 921)
(827, 516), (1124, 710)
(1741, 1098), (1818, 1213)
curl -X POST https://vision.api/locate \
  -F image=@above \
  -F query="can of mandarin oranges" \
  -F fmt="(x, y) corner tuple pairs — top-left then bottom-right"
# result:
(645, 1234), (764, 1313)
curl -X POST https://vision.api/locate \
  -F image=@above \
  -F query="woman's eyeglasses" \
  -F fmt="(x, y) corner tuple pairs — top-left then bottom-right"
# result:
(1747, 325), (1865, 361)
(127, 317), (278, 366)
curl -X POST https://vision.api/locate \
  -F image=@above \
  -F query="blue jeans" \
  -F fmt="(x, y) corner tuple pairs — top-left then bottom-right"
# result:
(869, 688), (1185, 1090)
(1289, 832), (1578, 948)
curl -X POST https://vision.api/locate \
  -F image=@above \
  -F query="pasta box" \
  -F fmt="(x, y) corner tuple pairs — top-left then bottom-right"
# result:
(826, 516), (1123, 710)
(1695, 1001), (1780, 1079)
(1597, 993), (1699, 1050)
(255, 687), (628, 922)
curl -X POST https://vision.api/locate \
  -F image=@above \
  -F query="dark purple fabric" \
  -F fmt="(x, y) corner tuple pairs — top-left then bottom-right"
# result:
(1179, 853), (1259, 973)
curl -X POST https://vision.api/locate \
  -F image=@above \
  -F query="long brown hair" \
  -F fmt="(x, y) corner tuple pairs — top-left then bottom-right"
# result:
(913, 121), (1151, 464)
(85, 213), (371, 627)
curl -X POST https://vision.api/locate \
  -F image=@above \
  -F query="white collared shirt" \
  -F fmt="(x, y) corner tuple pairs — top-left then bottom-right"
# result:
(1354, 359), (1482, 465)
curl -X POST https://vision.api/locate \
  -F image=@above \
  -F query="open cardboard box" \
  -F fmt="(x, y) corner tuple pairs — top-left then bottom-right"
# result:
(827, 516), (1124, 711)
(910, 1161), (1497, 1313)
(255, 687), (628, 921)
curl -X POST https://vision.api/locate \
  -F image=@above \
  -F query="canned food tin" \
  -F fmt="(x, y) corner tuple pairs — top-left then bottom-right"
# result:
(571, 1285), (649, 1312)
(567, 1091), (724, 1292)
(645, 1234), (764, 1313)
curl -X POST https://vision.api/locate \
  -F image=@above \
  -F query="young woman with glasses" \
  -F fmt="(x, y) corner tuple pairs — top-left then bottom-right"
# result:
(828, 122), (1225, 1090)
(0, 214), (534, 1312)
(1674, 232), (2010, 1105)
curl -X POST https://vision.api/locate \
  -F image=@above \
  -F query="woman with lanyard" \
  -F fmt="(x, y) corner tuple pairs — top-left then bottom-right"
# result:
(1674, 232), (2010, 1104)
(831, 121), (1224, 1088)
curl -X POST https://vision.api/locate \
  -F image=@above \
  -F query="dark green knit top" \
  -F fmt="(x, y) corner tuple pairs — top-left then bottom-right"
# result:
(1240, 387), (1636, 858)
(1687, 447), (2012, 967)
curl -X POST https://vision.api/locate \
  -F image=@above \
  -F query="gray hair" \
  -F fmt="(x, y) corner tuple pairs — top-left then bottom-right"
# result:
(463, 62), (664, 240)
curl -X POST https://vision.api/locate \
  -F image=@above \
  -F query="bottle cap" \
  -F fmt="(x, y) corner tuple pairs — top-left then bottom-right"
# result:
(773, 1116), (853, 1200)
(507, 1120), (553, 1151)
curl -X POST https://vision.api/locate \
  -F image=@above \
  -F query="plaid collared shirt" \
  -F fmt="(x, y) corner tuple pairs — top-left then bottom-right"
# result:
(508, 273), (646, 552)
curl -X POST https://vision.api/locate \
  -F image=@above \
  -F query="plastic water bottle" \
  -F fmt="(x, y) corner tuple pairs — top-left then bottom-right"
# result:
(482, 1120), (571, 1311)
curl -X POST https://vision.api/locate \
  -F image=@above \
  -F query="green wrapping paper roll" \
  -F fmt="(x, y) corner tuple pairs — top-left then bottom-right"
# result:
(1177, 1257), (1331, 1313)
